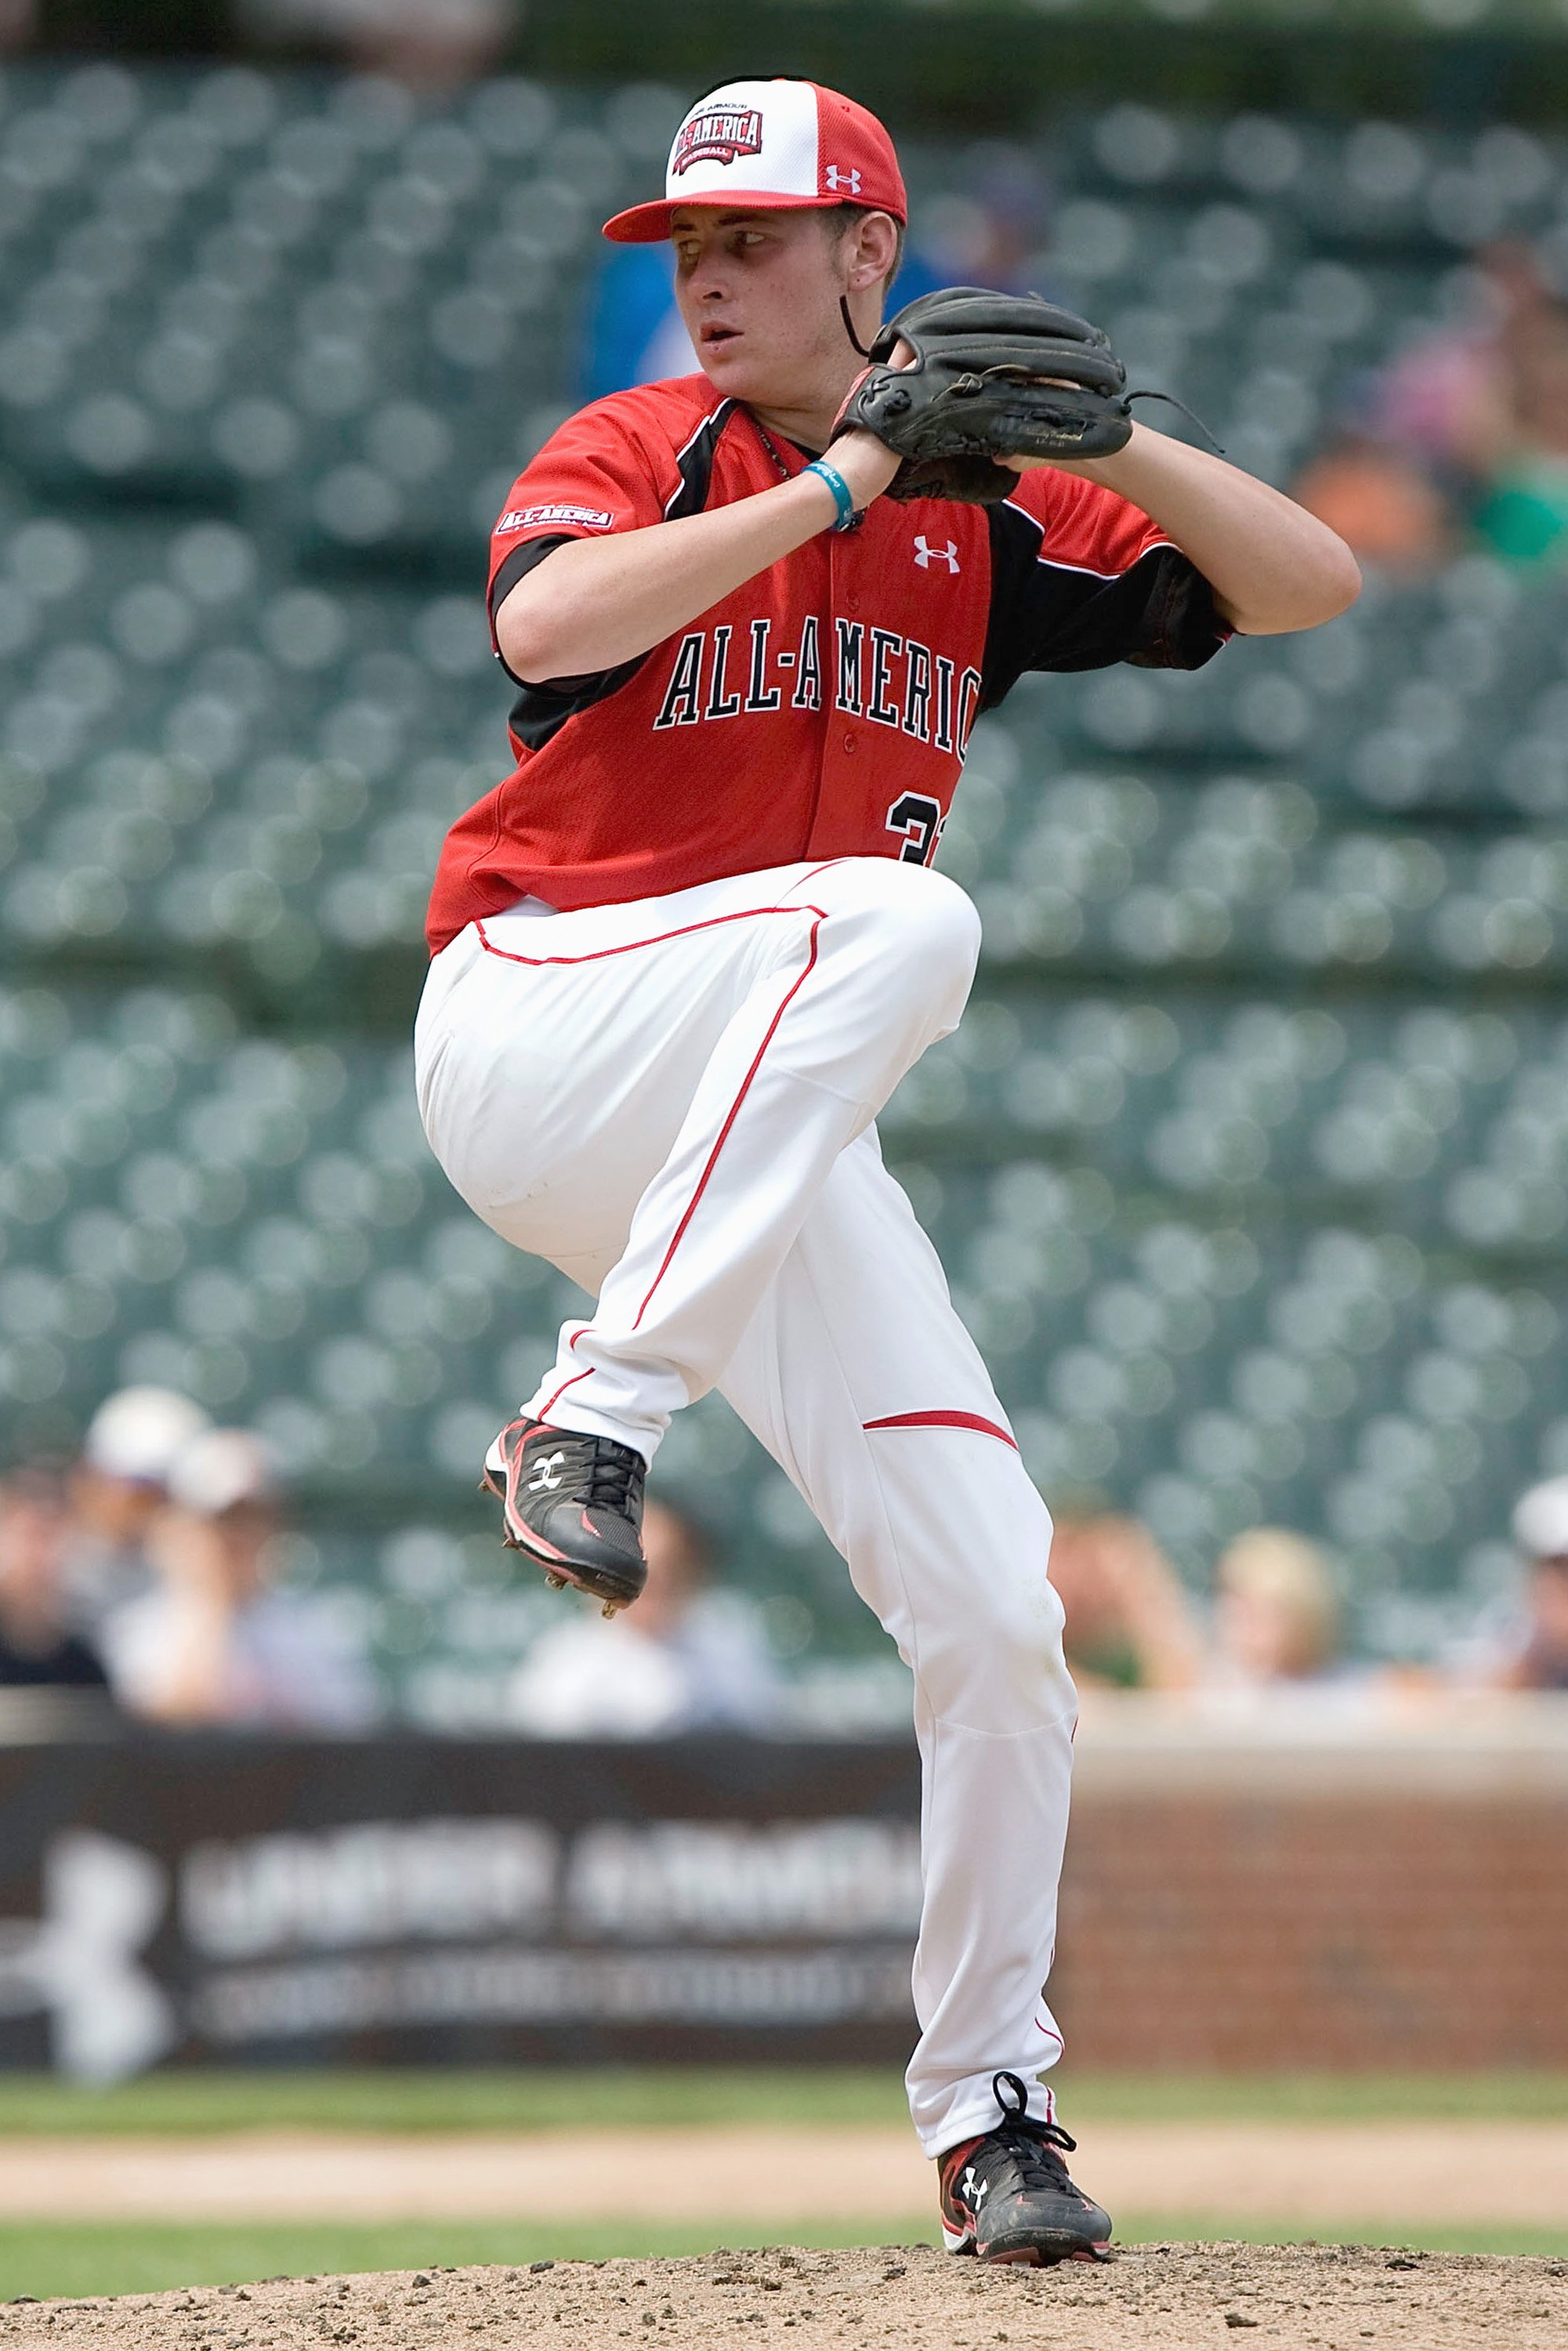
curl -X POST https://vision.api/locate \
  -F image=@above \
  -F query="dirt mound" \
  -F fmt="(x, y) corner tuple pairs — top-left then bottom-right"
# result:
(2, 2241), (1564, 2348)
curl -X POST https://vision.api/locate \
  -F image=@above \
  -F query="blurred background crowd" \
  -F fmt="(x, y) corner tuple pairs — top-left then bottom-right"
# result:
(3, 1382), (1564, 1734)
(0, 4), (1566, 1743)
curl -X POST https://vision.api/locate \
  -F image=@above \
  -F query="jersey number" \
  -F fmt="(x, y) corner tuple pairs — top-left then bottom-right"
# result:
(885, 792), (944, 867)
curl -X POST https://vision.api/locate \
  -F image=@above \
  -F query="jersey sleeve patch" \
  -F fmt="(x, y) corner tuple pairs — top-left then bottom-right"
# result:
(487, 399), (679, 602)
(496, 502), (616, 534)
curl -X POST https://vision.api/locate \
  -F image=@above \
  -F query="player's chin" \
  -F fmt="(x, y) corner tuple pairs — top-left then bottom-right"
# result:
(696, 342), (774, 397)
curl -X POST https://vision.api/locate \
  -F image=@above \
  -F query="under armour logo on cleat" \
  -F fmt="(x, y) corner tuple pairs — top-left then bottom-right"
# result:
(914, 535), (961, 573)
(963, 2167), (988, 2204)
(527, 1451), (567, 1492)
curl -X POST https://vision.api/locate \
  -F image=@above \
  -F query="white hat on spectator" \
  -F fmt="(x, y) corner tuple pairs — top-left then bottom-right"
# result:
(83, 1387), (211, 1487)
(168, 1430), (277, 1518)
(1512, 1476), (1568, 1563)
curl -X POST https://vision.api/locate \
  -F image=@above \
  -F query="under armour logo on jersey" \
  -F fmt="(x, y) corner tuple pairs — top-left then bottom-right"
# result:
(824, 165), (861, 194)
(914, 535), (961, 574)
(527, 1451), (567, 1493)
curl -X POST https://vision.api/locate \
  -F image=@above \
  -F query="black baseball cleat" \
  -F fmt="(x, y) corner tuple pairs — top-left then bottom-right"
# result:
(937, 2071), (1113, 2266)
(480, 1416), (647, 1616)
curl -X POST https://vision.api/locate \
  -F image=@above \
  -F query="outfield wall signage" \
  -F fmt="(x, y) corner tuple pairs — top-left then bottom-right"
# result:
(0, 1739), (921, 2079)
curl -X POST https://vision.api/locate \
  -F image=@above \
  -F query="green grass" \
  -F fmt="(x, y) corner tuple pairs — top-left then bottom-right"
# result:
(0, 2070), (905, 2136)
(0, 2067), (1563, 2137)
(1055, 2070), (1568, 2126)
(0, 2215), (1561, 2303)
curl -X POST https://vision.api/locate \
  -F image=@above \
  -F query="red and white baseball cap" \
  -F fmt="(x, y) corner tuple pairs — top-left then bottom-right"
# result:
(602, 78), (907, 245)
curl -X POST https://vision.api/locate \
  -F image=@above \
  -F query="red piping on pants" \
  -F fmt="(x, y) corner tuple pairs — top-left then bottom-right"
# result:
(630, 914), (825, 1329)
(537, 1328), (590, 1423)
(863, 1409), (1019, 1453)
(491, 889), (837, 1382)
(473, 882), (840, 970)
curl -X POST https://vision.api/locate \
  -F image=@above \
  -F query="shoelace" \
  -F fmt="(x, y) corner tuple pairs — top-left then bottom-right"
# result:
(582, 1439), (642, 1516)
(983, 2070), (1081, 2195)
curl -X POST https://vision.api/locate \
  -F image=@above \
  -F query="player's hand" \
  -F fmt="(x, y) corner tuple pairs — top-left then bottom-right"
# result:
(822, 339), (914, 508)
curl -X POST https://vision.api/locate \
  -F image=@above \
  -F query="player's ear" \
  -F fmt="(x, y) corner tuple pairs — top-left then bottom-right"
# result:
(846, 209), (900, 295)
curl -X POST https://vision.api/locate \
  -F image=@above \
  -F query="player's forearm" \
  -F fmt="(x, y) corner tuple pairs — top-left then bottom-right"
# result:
(496, 437), (894, 681)
(1055, 424), (1361, 636)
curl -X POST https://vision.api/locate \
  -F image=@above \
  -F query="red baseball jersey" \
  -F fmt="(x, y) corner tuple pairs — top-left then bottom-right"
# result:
(425, 374), (1227, 951)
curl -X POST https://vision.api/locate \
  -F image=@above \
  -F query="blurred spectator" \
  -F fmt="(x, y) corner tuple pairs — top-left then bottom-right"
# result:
(1373, 241), (1545, 484)
(1211, 1527), (1342, 1687)
(100, 1431), (377, 1732)
(237, 0), (506, 86)
(1471, 297), (1568, 565)
(1293, 424), (1452, 574)
(1046, 1512), (1204, 1693)
(65, 1386), (211, 1632)
(1497, 1477), (1568, 1690)
(1349, 241), (1568, 568)
(508, 1498), (780, 1736)
(912, 146), (1056, 295)
(0, 1467), (111, 1694)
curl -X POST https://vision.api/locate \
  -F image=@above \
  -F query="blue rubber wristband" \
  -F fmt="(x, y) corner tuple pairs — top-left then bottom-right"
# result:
(803, 458), (857, 532)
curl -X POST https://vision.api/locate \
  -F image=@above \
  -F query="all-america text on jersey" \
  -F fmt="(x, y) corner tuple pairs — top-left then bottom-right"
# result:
(650, 612), (983, 763)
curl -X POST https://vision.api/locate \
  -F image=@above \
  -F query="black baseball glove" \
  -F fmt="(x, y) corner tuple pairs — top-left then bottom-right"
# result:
(835, 286), (1134, 504)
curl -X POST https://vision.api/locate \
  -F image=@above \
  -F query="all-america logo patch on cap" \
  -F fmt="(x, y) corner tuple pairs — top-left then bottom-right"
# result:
(601, 78), (907, 244)
(671, 104), (765, 176)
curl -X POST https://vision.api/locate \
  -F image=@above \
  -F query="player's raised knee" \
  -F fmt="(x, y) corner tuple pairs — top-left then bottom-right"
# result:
(858, 860), (983, 991)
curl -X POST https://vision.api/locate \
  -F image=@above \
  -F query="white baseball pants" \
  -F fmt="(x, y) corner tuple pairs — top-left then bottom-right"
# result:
(414, 856), (1077, 2157)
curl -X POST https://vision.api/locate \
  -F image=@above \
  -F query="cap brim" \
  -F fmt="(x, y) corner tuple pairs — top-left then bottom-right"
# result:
(602, 190), (850, 244)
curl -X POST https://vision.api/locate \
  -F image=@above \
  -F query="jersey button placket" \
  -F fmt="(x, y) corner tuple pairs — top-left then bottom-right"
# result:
(838, 540), (860, 757)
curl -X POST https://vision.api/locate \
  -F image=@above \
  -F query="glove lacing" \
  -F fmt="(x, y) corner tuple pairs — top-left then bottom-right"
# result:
(1124, 386), (1226, 454)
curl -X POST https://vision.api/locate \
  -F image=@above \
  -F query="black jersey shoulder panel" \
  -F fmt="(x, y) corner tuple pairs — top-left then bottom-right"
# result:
(980, 496), (1227, 712)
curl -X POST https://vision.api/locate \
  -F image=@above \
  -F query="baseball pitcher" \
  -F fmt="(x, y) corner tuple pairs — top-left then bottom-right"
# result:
(415, 78), (1358, 2262)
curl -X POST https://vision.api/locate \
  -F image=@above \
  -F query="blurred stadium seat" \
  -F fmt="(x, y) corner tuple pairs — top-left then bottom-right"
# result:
(1, 60), (1566, 1719)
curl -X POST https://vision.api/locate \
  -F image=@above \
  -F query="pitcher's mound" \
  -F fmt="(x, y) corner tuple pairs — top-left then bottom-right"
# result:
(4, 2241), (1565, 2347)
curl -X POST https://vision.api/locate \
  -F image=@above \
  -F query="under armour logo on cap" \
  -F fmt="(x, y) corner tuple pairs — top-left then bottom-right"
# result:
(602, 78), (908, 245)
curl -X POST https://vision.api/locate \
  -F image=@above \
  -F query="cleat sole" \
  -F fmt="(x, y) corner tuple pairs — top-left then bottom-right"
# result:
(976, 2238), (1110, 2269)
